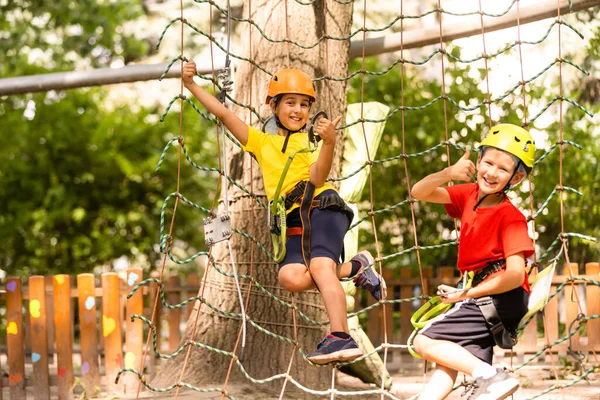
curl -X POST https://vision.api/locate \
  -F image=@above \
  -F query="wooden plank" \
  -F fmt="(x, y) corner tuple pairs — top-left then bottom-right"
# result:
(543, 270), (561, 355)
(399, 268), (413, 345)
(167, 275), (182, 352)
(563, 263), (581, 351)
(53, 274), (74, 400)
(187, 273), (201, 318)
(148, 271), (163, 354)
(77, 274), (101, 395)
(585, 263), (599, 351)
(124, 268), (144, 394)
(45, 276), (55, 356)
(102, 272), (124, 395)
(521, 269), (539, 352)
(6, 277), (26, 399)
(29, 276), (50, 400)
(383, 269), (394, 354)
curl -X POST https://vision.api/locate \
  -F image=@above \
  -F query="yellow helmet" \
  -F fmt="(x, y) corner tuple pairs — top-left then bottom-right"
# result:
(480, 124), (535, 168)
(265, 69), (316, 104)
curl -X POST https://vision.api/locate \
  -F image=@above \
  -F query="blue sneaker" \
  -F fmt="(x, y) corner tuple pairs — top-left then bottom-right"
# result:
(351, 250), (387, 300)
(306, 334), (363, 364)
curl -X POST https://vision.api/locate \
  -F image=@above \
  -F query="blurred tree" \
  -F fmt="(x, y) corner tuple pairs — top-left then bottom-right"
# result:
(0, 1), (219, 276)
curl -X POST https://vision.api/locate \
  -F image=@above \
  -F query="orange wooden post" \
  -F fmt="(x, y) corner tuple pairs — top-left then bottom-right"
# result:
(167, 275), (182, 352)
(77, 274), (101, 394)
(6, 277), (26, 399)
(53, 274), (74, 400)
(585, 262), (599, 352)
(544, 267), (560, 355)
(29, 276), (50, 400)
(102, 272), (124, 395)
(421, 267), (434, 298)
(124, 268), (144, 394)
(187, 273), (201, 318)
(563, 263), (581, 350)
(44, 276), (56, 356)
(148, 271), (163, 353)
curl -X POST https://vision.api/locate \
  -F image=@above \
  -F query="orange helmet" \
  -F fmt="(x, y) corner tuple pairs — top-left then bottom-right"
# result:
(265, 69), (316, 104)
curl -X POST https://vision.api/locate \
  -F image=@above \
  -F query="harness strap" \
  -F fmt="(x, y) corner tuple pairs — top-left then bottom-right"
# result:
(475, 296), (518, 349)
(299, 181), (317, 268)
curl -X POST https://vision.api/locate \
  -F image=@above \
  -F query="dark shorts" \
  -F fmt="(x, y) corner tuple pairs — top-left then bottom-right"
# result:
(278, 190), (351, 270)
(420, 287), (529, 364)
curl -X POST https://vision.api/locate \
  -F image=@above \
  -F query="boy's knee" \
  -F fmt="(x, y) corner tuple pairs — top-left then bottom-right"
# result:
(413, 333), (430, 355)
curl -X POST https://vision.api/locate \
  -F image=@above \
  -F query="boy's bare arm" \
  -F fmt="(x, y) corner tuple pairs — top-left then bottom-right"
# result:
(182, 60), (248, 146)
(411, 149), (475, 204)
(310, 116), (342, 187)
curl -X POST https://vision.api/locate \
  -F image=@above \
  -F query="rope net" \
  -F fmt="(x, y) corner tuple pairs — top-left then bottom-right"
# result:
(116, 0), (598, 398)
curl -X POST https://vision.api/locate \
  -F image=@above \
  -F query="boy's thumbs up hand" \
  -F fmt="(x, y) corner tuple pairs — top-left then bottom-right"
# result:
(447, 148), (475, 182)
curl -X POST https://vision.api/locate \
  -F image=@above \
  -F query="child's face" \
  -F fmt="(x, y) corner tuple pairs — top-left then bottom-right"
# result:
(273, 94), (311, 132)
(476, 148), (523, 195)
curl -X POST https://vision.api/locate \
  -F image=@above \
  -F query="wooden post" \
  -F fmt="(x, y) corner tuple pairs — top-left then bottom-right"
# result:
(124, 268), (144, 394)
(399, 267), (413, 361)
(167, 275), (182, 352)
(543, 267), (561, 357)
(148, 271), (163, 354)
(521, 269), (539, 353)
(44, 276), (56, 356)
(585, 263), (599, 352)
(102, 272), (124, 395)
(383, 269), (394, 360)
(563, 263), (581, 350)
(6, 277), (26, 400)
(187, 273), (201, 318)
(53, 274), (74, 400)
(29, 276), (50, 400)
(77, 274), (101, 395)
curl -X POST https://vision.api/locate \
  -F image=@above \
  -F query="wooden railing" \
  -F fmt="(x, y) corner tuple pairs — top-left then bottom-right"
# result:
(1, 263), (598, 398)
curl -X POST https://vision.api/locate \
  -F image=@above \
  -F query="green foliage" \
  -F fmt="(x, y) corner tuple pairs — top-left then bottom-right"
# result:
(0, 89), (218, 276)
(0, 0), (218, 277)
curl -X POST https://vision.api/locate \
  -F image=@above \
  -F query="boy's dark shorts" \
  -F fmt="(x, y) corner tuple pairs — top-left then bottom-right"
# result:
(420, 286), (529, 364)
(278, 190), (350, 270)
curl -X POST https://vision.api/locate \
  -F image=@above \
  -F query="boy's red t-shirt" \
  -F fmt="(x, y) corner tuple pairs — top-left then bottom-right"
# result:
(444, 183), (534, 292)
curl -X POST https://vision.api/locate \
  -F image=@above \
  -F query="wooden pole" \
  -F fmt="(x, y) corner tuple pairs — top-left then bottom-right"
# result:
(6, 277), (26, 400)
(53, 274), (74, 400)
(77, 274), (101, 395)
(29, 276), (51, 400)
(101, 272), (124, 395)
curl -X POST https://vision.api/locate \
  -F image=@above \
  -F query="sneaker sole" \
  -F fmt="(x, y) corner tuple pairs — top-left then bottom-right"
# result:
(481, 378), (519, 400)
(307, 348), (363, 365)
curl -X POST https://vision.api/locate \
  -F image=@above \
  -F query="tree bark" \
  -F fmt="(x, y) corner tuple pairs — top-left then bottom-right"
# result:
(152, 0), (353, 394)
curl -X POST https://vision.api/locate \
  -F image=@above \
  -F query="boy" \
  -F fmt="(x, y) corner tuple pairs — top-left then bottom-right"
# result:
(410, 124), (535, 399)
(182, 60), (386, 364)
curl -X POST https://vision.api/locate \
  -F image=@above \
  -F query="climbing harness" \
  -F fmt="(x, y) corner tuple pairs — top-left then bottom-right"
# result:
(408, 257), (559, 357)
(266, 113), (354, 265)
(407, 271), (474, 358)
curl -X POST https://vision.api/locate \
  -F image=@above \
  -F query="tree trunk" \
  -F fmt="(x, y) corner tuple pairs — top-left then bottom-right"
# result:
(152, 0), (352, 394)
